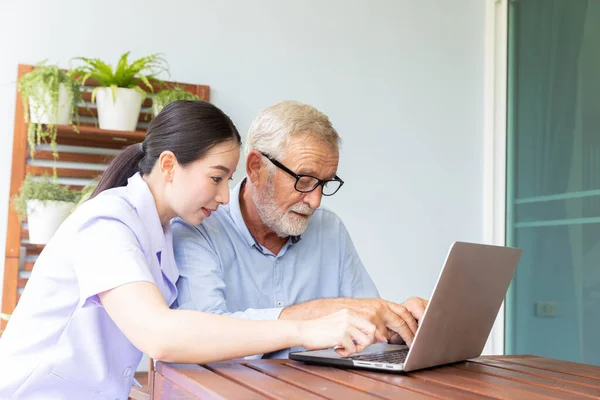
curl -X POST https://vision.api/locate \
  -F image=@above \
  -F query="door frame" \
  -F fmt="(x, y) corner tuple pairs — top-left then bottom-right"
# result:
(482, 0), (509, 355)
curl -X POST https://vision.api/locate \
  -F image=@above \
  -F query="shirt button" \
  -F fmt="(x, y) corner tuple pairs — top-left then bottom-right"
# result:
(123, 367), (132, 377)
(276, 301), (283, 307)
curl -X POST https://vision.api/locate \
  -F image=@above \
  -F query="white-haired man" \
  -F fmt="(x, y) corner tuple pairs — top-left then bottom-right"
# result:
(172, 101), (427, 358)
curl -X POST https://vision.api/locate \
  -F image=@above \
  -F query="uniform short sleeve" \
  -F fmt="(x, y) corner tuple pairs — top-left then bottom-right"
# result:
(72, 216), (156, 308)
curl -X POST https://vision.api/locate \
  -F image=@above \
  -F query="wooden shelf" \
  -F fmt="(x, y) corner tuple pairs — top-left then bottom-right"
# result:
(60, 124), (146, 141)
(56, 124), (146, 149)
(23, 242), (44, 256)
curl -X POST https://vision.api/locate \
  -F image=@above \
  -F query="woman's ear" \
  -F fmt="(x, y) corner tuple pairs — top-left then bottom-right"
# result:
(158, 151), (177, 182)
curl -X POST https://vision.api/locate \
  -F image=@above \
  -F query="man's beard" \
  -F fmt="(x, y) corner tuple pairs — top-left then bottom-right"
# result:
(252, 175), (314, 238)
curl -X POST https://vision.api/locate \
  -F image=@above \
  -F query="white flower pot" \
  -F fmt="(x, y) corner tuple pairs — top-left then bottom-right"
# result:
(28, 83), (73, 125)
(95, 87), (143, 131)
(26, 200), (74, 244)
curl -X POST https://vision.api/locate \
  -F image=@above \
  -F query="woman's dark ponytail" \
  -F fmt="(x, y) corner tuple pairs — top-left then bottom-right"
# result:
(90, 143), (144, 198)
(90, 100), (241, 199)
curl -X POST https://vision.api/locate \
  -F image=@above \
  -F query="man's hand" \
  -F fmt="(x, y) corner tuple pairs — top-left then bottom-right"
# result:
(334, 299), (395, 343)
(335, 297), (428, 346)
(279, 296), (429, 347)
(387, 297), (429, 346)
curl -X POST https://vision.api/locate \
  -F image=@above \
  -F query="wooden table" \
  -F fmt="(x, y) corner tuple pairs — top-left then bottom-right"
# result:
(152, 356), (600, 399)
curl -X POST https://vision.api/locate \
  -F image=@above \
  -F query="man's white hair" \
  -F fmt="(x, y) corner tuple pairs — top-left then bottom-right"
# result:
(245, 101), (341, 164)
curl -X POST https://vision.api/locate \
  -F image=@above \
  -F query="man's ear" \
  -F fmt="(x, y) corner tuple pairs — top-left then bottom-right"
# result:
(246, 150), (264, 185)
(158, 151), (177, 182)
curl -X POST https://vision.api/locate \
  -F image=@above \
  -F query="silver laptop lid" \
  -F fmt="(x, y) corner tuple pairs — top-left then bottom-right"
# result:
(403, 241), (522, 371)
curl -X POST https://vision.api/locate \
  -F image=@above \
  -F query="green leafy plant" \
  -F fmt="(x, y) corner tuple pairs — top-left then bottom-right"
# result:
(18, 62), (81, 159)
(72, 52), (169, 103)
(74, 179), (98, 208)
(12, 175), (80, 221)
(152, 86), (200, 115)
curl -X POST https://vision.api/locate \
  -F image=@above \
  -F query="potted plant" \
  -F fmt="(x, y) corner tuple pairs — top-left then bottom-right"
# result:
(152, 86), (200, 116)
(18, 62), (81, 159)
(72, 52), (168, 131)
(73, 179), (98, 208)
(12, 175), (80, 244)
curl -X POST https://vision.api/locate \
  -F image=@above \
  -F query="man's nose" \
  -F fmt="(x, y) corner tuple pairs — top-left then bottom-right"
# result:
(303, 187), (322, 210)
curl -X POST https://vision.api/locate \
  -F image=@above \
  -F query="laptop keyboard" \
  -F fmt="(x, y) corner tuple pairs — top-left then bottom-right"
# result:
(348, 348), (409, 365)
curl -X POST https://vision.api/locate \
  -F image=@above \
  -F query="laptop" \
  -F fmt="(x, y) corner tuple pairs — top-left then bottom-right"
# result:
(290, 241), (522, 372)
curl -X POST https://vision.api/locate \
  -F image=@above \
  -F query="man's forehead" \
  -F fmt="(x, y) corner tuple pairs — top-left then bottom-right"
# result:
(284, 149), (339, 167)
(284, 135), (338, 158)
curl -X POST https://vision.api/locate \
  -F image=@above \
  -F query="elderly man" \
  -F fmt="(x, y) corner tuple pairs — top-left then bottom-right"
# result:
(172, 101), (427, 358)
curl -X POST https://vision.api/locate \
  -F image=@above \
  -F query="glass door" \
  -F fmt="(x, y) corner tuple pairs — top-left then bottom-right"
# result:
(506, 0), (600, 365)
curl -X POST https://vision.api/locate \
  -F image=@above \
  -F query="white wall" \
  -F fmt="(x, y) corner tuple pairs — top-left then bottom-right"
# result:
(0, 0), (484, 312)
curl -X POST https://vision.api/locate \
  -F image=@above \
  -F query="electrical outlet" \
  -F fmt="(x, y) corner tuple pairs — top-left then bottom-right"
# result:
(535, 301), (558, 317)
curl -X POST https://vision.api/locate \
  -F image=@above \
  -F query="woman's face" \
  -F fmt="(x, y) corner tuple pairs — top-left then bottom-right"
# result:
(167, 140), (240, 225)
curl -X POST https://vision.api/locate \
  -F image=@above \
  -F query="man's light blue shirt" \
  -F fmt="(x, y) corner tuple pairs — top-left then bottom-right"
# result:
(172, 178), (379, 357)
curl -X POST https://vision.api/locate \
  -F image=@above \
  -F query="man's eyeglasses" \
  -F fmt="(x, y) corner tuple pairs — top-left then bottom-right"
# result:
(260, 152), (344, 196)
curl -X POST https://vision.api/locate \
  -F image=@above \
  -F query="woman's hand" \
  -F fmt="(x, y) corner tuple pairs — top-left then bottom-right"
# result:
(297, 309), (377, 357)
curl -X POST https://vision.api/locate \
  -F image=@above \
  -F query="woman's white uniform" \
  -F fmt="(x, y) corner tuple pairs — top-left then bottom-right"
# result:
(0, 173), (178, 399)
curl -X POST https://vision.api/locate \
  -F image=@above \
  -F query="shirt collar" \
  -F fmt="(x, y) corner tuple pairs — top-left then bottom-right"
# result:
(229, 178), (262, 248)
(229, 178), (301, 249)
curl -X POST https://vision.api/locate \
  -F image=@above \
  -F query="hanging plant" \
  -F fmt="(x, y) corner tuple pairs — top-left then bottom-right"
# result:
(18, 62), (81, 160)
(73, 179), (98, 208)
(12, 175), (80, 221)
(12, 175), (81, 244)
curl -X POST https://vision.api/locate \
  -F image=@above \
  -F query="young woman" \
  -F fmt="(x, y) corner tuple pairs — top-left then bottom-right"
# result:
(0, 101), (376, 399)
